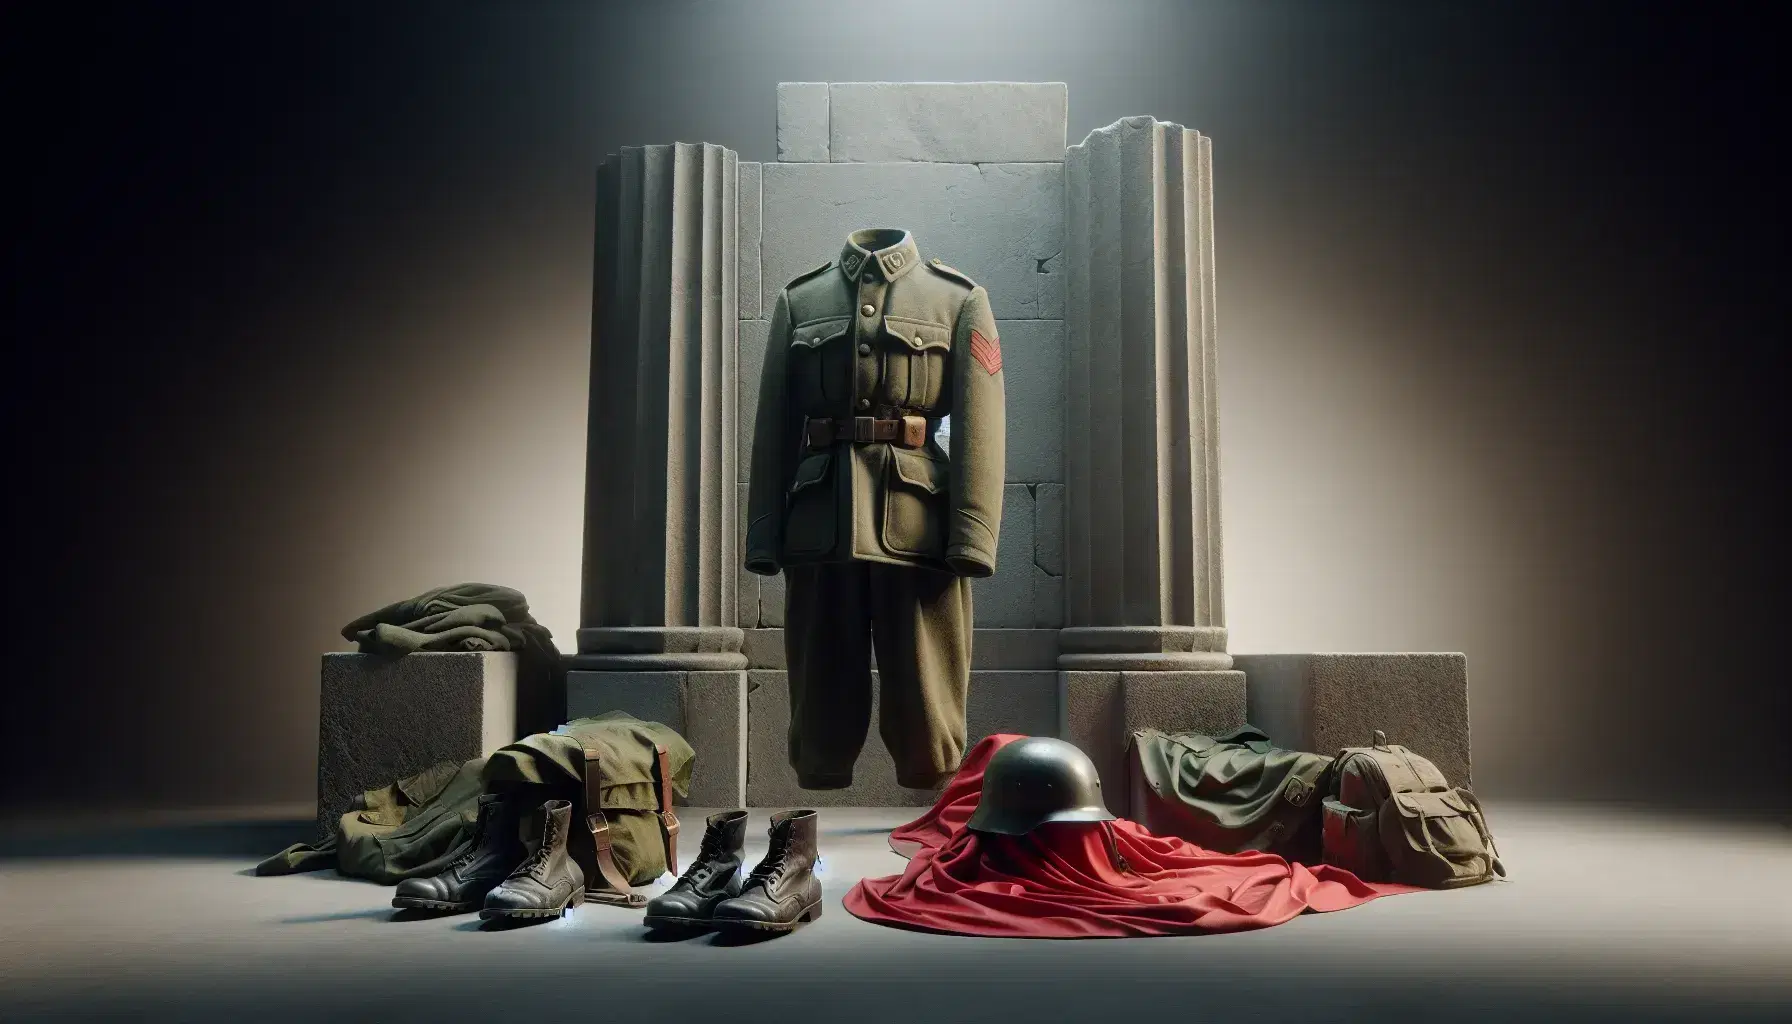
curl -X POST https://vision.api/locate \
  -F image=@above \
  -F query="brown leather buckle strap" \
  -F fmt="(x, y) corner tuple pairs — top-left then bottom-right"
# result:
(581, 747), (646, 907)
(652, 742), (679, 875)
(805, 415), (929, 449)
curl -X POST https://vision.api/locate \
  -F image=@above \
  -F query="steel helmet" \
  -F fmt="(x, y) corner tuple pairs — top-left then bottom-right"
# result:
(965, 736), (1117, 836)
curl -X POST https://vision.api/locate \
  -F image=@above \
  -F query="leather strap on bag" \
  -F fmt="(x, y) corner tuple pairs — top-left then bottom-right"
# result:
(652, 742), (680, 876)
(581, 747), (647, 908)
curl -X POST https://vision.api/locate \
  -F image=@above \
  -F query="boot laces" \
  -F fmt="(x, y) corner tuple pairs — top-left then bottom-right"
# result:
(520, 812), (561, 876)
(747, 831), (793, 885)
(679, 832), (725, 883)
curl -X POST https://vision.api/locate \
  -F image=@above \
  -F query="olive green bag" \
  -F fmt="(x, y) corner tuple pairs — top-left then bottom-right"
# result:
(1322, 730), (1507, 889)
(482, 712), (693, 906)
(1128, 726), (1335, 861)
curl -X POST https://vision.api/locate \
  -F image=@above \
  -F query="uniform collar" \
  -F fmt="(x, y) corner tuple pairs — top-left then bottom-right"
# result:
(839, 228), (921, 285)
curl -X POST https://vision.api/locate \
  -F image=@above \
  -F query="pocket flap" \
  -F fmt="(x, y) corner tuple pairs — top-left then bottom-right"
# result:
(791, 317), (851, 349)
(789, 452), (831, 494)
(883, 317), (952, 352)
(890, 448), (947, 494)
(1388, 790), (1474, 820)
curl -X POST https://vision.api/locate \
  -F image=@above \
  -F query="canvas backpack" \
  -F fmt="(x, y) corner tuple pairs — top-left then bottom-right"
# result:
(482, 713), (694, 906)
(1322, 730), (1506, 889)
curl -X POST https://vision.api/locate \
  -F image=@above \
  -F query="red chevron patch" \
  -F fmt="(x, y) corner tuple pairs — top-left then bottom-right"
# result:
(969, 328), (1002, 375)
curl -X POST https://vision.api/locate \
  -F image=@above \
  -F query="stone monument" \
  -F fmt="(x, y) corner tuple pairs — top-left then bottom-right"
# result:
(572, 83), (1473, 810)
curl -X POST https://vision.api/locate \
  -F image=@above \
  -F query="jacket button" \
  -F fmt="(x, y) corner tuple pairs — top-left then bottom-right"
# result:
(857, 343), (871, 355)
(857, 398), (870, 410)
(861, 303), (876, 316)
(862, 274), (876, 283)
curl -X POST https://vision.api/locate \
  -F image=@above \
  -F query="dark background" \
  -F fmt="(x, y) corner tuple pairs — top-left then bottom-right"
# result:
(6, 1), (1784, 816)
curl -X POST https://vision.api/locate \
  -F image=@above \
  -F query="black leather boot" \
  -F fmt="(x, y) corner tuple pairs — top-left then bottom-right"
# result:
(480, 799), (587, 922)
(643, 809), (749, 931)
(711, 809), (822, 934)
(392, 793), (524, 913)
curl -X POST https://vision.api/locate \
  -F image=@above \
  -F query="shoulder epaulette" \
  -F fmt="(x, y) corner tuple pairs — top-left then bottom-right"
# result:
(924, 257), (977, 288)
(785, 260), (835, 289)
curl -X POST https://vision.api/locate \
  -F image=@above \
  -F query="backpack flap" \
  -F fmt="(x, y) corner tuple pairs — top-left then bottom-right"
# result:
(1322, 797), (1389, 881)
(1377, 789), (1506, 889)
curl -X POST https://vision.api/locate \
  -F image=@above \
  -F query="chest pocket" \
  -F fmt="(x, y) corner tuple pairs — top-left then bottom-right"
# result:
(879, 317), (952, 412)
(788, 317), (852, 411)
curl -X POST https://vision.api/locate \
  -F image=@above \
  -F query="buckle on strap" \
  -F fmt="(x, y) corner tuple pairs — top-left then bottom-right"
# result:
(852, 416), (875, 442)
(586, 811), (613, 848)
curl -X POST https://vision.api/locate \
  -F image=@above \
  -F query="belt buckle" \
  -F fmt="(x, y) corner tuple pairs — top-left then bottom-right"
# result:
(853, 416), (875, 442)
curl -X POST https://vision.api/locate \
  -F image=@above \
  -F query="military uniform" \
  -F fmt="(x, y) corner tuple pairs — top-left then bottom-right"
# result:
(745, 228), (1006, 789)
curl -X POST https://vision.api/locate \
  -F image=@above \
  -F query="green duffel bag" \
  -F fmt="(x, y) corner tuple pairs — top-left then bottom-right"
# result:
(1128, 725), (1336, 861)
(1322, 730), (1507, 889)
(482, 711), (694, 906)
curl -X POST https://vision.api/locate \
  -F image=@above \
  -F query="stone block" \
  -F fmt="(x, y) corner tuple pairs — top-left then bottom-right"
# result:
(317, 652), (517, 838)
(999, 319), (1065, 482)
(746, 669), (1062, 807)
(760, 161), (1063, 320)
(973, 484), (1035, 627)
(565, 669), (748, 808)
(743, 628), (785, 669)
(1060, 670), (1124, 814)
(738, 161), (762, 319)
(1032, 565), (1063, 628)
(735, 483), (759, 628)
(965, 670), (1059, 741)
(1034, 482), (1065, 575)
(565, 670), (685, 731)
(736, 318), (770, 485)
(1119, 670), (1247, 739)
(776, 82), (829, 162)
(826, 82), (1068, 164)
(684, 670), (748, 808)
(1235, 653), (1473, 787)
(760, 569), (786, 627)
(971, 628), (1059, 670)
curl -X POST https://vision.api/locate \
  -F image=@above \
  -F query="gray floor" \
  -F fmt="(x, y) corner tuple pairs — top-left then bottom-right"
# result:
(1, 804), (1788, 1022)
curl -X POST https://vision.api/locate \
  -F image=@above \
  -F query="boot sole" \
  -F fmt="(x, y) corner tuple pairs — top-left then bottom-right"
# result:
(710, 899), (822, 934)
(478, 887), (585, 922)
(643, 913), (717, 931)
(391, 896), (478, 914)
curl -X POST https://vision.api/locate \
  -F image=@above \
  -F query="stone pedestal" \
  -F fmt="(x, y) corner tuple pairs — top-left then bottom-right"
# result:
(316, 652), (516, 838)
(575, 142), (748, 787)
(1236, 653), (1473, 787)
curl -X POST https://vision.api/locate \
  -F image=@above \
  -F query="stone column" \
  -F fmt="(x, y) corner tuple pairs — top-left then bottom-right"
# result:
(570, 142), (747, 807)
(1060, 117), (1246, 803)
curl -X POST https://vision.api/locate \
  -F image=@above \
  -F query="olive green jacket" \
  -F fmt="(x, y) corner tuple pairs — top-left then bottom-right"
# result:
(744, 229), (1006, 578)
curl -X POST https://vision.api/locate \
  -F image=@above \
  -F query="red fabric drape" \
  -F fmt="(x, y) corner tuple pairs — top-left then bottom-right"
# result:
(843, 734), (1420, 938)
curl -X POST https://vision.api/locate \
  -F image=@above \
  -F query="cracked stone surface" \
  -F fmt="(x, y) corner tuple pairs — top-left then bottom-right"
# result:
(760, 161), (1064, 320)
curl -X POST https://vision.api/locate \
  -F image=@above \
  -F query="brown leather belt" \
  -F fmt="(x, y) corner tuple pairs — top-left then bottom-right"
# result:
(806, 415), (929, 449)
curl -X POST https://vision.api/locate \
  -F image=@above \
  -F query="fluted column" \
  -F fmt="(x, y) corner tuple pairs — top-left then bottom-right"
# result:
(1060, 117), (1230, 671)
(576, 142), (745, 671)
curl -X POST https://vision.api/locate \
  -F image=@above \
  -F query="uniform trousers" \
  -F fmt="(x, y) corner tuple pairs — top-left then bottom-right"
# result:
(783, 561), (972, 790)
